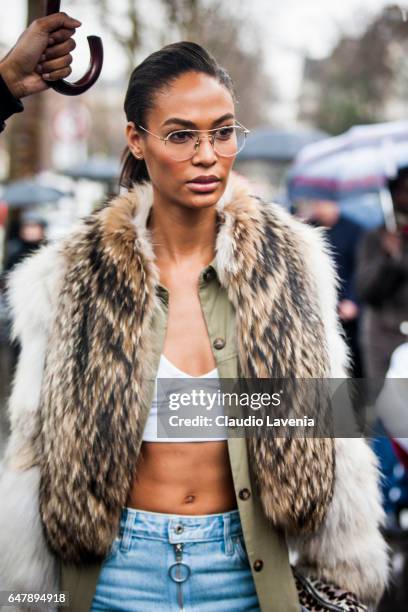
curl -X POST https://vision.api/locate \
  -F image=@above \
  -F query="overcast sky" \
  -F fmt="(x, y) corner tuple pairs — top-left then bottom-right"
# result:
(0, 1), (406, 124)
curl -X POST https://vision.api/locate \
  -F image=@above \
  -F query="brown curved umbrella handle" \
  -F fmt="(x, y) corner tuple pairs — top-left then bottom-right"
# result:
(46, 0), (103, 96)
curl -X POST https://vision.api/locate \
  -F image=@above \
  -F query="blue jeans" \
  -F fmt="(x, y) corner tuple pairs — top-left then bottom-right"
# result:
(90, 506), (262, 611)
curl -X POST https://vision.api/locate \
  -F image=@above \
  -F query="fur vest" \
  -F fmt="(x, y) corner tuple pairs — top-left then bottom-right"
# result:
(0, 174), (388, 606)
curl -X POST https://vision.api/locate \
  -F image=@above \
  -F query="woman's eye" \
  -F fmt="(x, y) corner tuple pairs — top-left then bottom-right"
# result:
(168, 131), (194, 144)
(216, 126), (235, 140)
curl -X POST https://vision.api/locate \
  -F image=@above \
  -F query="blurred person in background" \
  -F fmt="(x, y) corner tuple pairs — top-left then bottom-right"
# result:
(356, 166), (408, 399)
(376, 334), (408, 471)
(0, 11), (82, 133)
(0, 211), (47, 366)
(297, 199), (364, 377)
(374, 332), (408, 612)
(3, 211), (47, 273)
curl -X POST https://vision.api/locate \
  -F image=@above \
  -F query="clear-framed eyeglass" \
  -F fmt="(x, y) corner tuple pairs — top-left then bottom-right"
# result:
(137, 122), (250, 161)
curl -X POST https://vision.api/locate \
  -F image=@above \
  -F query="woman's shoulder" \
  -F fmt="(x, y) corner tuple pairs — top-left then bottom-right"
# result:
(260, 198), (338, 284)
(3, 196), (134, 340)
(262, 198), (331, 249)
(4, 214), (95, 341)
(5, 241), (65, 339)
(5, 209), (103, 297)
(260, 198), (349, 376)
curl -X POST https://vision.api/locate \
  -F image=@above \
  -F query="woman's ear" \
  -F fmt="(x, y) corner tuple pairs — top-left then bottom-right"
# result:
(126, 121), (144, 159)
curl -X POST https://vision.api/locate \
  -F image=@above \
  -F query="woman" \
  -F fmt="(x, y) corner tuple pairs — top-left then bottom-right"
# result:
(0, 42), (388, 612)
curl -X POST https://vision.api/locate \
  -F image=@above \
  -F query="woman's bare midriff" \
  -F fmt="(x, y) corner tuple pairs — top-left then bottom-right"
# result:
(126, 441), (238, 514)
(126, 261), (238, 515)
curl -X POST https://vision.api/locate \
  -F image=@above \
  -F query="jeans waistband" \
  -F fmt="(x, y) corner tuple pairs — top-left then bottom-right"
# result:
(117, 506), (242, 545)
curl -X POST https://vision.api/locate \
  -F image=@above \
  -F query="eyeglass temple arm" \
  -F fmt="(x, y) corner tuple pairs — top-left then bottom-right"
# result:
(137, 125), (165, 141)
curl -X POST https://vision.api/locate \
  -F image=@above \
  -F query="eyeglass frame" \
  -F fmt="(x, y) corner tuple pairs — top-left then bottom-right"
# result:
(135, 121), (250, 160)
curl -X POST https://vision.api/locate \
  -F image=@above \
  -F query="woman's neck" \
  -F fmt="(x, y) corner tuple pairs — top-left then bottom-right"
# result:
(147, 195), (218, 268)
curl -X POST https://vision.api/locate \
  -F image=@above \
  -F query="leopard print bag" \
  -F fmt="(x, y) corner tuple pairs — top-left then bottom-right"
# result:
(292, 567), (368, 611)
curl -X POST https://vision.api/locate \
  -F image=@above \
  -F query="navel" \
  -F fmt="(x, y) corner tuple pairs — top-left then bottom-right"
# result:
(184, 494), (196, 504)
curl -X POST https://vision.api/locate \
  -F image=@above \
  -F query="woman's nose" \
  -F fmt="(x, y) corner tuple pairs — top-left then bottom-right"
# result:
(192, 136), (217, 164)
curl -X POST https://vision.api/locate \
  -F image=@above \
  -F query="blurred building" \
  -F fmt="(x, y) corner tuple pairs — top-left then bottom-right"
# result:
(298, 38), (408, 130)
(297, 5), (408, 134)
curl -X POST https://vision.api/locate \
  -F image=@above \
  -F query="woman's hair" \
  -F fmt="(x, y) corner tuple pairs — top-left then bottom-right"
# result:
(120, 41), (235, 188)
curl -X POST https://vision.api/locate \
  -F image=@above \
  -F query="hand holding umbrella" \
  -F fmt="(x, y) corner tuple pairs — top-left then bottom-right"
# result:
(45, 0), (103, 96)
(0, 12), (82, 99)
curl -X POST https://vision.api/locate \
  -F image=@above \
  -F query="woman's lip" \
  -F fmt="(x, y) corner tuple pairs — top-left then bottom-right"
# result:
(186, 180), (220, 193)
(188, 176), (220, 183)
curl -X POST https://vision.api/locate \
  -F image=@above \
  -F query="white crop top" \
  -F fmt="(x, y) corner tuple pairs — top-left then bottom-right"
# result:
(142, 353), (228, 442)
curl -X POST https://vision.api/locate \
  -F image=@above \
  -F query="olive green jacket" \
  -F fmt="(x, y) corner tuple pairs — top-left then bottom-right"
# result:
(60, 256), (300, 612)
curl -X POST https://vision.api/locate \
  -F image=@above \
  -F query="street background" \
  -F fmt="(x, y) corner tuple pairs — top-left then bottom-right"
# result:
(1, 2), (408, 610)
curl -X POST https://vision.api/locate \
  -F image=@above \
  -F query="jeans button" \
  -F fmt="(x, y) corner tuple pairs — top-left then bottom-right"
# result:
(174, 524), (184, 534)
(253, 559), (264, 572)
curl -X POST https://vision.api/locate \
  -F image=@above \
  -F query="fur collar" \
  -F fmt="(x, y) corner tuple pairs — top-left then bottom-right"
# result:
(34, 173), (336, 564)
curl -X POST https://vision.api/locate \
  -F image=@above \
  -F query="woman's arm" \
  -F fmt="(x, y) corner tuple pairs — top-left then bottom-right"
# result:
(0, 244), (64, 600)
(355, 229), (407, 306)
(285, 218), (389, 606)
(4, 242), (64, 468)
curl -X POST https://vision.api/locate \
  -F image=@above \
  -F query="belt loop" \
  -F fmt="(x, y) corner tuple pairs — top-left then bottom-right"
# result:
(223, 513), (233, 555)
(120, 508), (135, 552)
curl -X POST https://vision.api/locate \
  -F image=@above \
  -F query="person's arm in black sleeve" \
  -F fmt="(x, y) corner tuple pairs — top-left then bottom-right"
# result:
(344, 222), (364, 306)
(0, 73), (24, 133)
(355, 228), (406, 306)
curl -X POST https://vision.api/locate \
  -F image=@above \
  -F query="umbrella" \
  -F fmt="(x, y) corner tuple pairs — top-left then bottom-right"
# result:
(237, 127), (327, 162)
(0, 179), (69, 208)
(64, 156), (121, 184)
(288, 121), (408, 230)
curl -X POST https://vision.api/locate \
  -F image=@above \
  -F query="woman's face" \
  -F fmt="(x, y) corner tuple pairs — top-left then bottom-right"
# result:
(126, 71), (236, 210)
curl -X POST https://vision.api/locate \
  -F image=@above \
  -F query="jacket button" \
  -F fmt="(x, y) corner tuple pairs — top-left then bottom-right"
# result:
(203, 268), (215, 282)
(253, 559), (264, 572)
(238, 488), (251, 500)
(213, 337), (225, 350)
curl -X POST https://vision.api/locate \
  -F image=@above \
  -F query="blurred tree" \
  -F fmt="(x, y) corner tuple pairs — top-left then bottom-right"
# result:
(8, 0), (47, 179)
(161, 0), (275, 127)
(298, 4), (408, 134)
(162, 0), (208, 39)
(97, 0), (142, 76)
(96, 0), (275, 128)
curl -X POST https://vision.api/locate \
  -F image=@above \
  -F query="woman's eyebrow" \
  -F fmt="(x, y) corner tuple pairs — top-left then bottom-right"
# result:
(162, 113), (235, 128)
(212, 113), (235, 126)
